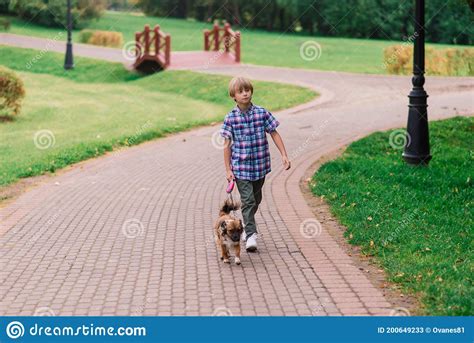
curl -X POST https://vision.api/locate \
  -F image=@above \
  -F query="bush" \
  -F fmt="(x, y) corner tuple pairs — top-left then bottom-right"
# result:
(79, 29), (123, 48)
(0, 66), (25, 117)
(7, 0), (106, 29)
(78, 29), (94, 44)
(0, 16), (10, 30)
(383, 45), (474, 76)
(383, 45), (412, 75)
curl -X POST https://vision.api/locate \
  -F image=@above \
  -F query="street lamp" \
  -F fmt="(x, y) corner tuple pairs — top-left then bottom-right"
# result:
(402, 0), (431, 165)
(64, 0), (74, 69)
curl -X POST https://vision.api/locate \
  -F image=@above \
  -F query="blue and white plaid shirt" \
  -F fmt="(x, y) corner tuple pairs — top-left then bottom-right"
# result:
(220, 103), (280, 181)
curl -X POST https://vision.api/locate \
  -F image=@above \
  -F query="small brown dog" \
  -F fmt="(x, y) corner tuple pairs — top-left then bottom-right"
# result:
(214, 199), (244, 265)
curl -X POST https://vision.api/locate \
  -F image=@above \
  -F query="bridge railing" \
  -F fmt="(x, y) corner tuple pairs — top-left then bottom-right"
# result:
(135, 24), (171, 68)
(204, 23), (241, 62)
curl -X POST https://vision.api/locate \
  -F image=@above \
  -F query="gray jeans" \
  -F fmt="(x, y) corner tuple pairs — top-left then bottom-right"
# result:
(235, 176), (266, 240)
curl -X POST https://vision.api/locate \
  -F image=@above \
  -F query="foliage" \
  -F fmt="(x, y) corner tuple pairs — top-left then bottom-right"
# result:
(79, 29), (124, 47)
(384, 45), (474, 76)
(0, 65), (25, 116)
(136, 0), (473, 45)
(3, 0), (107, 29)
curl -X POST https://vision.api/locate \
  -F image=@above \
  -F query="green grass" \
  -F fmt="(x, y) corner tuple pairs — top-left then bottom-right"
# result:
(0, 44), (140, 83)
(2, 11), (469, 74)
(0, 45), (316, 187)
(310, 116), (473, 315)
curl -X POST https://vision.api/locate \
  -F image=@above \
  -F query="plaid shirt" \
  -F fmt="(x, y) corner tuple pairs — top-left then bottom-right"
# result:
(220, 103), (280, 181)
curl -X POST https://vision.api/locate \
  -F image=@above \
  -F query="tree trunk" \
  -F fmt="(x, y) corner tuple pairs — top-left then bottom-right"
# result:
(232, 0), (241, 25)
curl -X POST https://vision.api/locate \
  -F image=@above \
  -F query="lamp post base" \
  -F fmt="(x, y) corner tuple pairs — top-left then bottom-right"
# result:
(403, 79), (431, 166)
(402, 152), (432, 165)
(64, 42), (74, 70)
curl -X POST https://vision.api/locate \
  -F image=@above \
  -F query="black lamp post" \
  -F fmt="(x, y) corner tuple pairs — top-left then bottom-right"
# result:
(402, 0), (431, 165)
(64, 0), (74, 69)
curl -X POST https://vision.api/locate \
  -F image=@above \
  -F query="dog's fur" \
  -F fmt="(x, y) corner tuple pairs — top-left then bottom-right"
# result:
(214, 199), (244, 265)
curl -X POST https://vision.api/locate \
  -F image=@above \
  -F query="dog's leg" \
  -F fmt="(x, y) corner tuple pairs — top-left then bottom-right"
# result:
(234, 244), (241, 265)
(220, 244), (230, 263)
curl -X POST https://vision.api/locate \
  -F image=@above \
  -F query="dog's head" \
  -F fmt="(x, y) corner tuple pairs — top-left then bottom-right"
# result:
(220, 219), (243, 242)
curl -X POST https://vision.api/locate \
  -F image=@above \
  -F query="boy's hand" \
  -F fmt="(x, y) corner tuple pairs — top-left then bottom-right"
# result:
(226, 170), (235, 182)
(282, 156), (291, 170)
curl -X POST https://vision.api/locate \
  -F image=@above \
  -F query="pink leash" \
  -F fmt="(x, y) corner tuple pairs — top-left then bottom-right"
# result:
(226, 179), (237, 216)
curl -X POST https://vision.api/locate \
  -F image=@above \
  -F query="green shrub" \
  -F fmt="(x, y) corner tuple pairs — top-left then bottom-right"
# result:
(0, 65), (25, 117)
(0, 17), (10, 30)
(78, 29), (94, 44)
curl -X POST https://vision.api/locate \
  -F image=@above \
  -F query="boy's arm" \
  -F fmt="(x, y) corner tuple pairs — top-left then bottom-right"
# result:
(270, 130), (291, 170)
(223, 138), (235, 181)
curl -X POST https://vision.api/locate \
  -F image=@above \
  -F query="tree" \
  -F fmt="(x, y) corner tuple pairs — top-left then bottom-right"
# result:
(7, 0), (106, 29)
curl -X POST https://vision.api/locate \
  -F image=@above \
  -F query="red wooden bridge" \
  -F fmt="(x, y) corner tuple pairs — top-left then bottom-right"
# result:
(133, 23), (241, 73)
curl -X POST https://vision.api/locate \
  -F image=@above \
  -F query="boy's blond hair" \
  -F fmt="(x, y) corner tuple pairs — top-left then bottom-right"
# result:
(228, 77), (253, 98)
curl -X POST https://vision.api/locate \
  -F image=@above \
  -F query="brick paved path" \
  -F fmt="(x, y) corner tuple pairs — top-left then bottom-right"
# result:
(0, 36), (473, 316)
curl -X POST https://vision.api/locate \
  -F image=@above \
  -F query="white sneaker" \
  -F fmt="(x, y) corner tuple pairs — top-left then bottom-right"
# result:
(245, 233), (257, 252)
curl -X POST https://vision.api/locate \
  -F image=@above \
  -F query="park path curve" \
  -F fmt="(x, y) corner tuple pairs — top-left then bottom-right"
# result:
(0, 33), (239, 70)
(0, 35), (473, 316)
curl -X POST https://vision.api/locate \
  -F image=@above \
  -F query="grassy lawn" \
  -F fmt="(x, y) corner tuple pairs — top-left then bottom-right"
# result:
(0, 45), (316, 187)
(2, 11), (468, 74)
(310, 116), (473, 315)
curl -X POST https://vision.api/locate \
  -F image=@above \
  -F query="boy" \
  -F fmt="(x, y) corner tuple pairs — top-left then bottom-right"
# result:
(220, 77), (291, 252)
